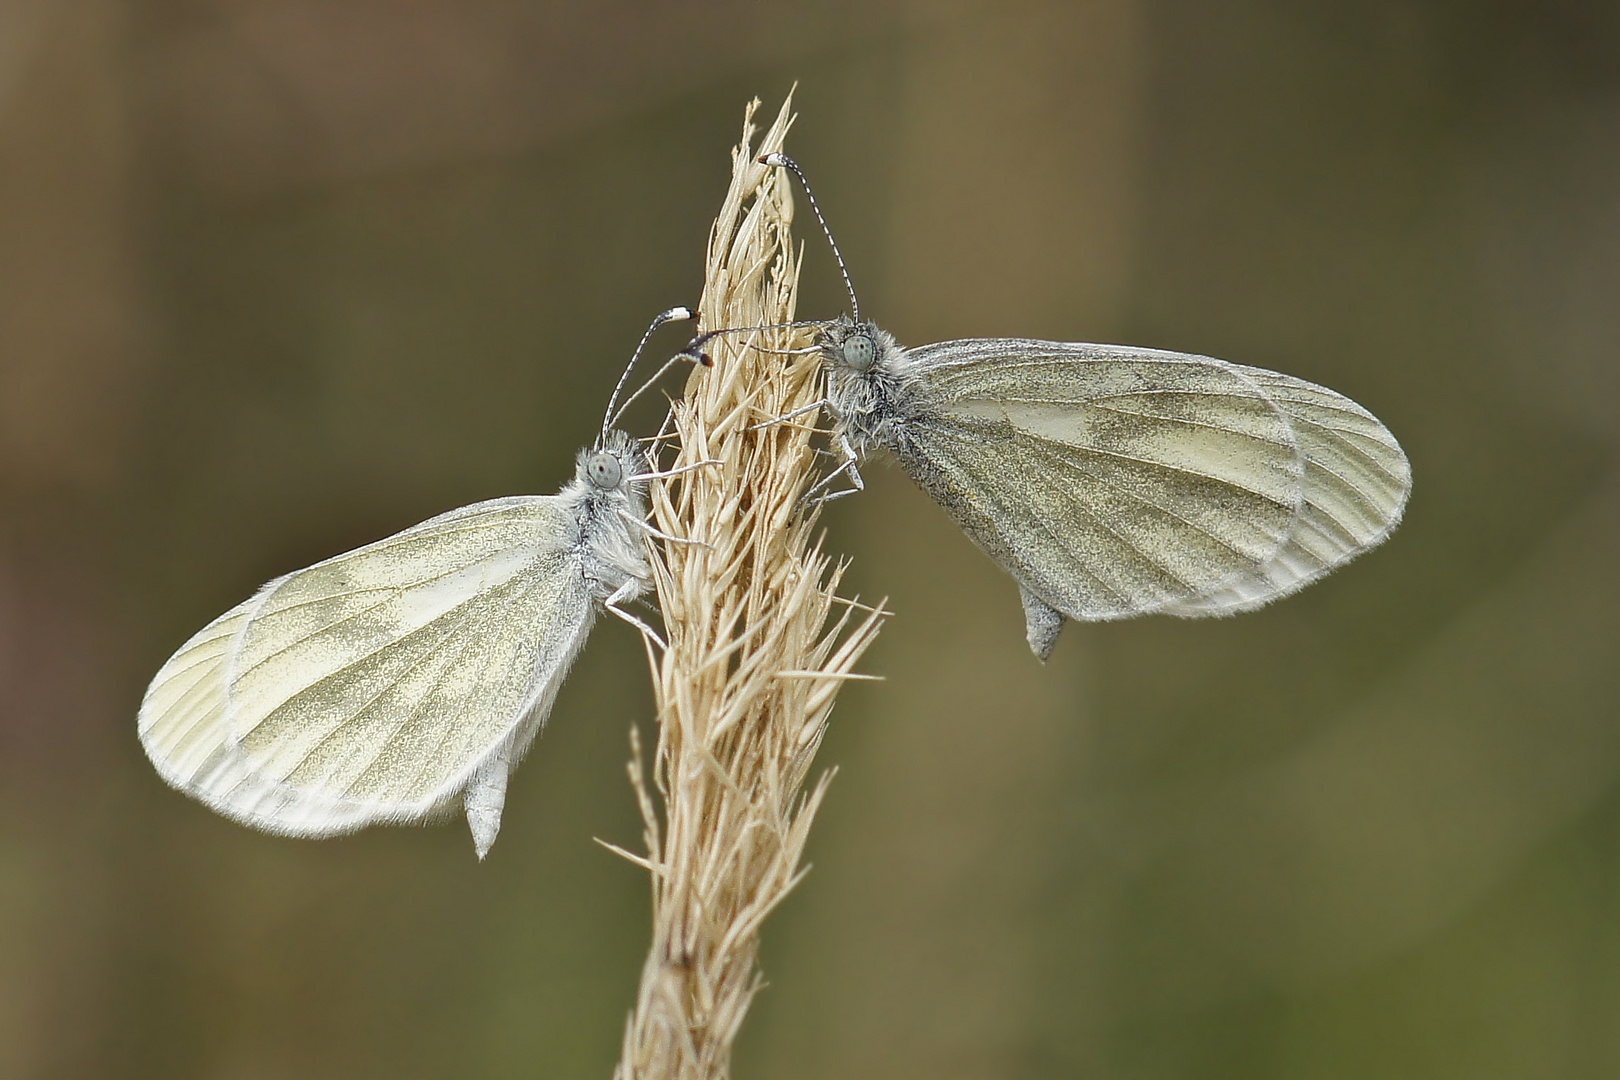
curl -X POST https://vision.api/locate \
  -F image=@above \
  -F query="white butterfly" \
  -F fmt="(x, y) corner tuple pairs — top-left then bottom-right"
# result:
(746, 155), (1411, 659)
(140, 309), (694, 857)
(816, 318), (1410, 659)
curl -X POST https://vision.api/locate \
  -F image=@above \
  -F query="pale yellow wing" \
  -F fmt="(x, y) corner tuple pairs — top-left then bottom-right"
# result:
(139, 496), (594, 852)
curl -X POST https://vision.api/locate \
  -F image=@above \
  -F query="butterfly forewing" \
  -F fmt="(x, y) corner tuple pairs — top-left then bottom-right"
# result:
(905, 339), (1308, 619)
(140, 495), (594, 837)
(1162, 365), (1410, 615)
(141, 605), (253, 792)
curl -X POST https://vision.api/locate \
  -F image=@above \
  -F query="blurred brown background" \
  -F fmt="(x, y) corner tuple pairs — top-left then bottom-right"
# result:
(2, 1), (1618, 1077)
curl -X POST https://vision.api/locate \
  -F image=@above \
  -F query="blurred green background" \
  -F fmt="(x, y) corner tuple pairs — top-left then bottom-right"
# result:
(2, 1), (1618, 1077)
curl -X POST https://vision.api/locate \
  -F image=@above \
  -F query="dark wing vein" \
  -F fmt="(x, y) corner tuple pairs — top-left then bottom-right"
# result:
(1035, 437), (1299, 505)
(955, 446), (1137, 607)
(231, 550), (531, 681)
(287, 609), (475, 788)
(941, 429), (1199, 603)
(1085, 399), (1296, 447)
(333, 610), (488, 801)
(1045, 439), (1279, 566)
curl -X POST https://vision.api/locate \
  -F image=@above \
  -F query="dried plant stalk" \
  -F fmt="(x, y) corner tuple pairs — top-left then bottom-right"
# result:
(611, 97), (885, 1080)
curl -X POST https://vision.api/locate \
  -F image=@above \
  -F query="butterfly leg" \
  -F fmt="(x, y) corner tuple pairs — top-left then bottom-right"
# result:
(740, 396), (863, 505)
(801, 431), (865, 506)
(620, 510), (712, 548)
(746, 398), (828, 432)
(604, 580), (667, 650)
(633, 458), (722, 482)
(744, 343), (822, 357)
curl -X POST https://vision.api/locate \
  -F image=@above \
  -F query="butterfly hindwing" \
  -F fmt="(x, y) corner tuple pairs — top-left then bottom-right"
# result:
(898, 339), (1310, 621)
(139, 496), (595, 845)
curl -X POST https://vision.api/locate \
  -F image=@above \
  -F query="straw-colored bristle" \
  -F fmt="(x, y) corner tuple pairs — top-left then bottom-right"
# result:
(612, 96), (886, 1080)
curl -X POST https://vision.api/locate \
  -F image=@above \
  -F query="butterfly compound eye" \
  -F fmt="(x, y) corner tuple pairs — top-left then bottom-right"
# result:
(842, 331), (878, 373)
(585, 452), (623, 489)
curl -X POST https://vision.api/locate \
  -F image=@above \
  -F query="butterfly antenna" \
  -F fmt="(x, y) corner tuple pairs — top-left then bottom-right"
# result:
(601, 306), (697, 439)
(677, 318), (828, 366)
(760, 153), (861, 323)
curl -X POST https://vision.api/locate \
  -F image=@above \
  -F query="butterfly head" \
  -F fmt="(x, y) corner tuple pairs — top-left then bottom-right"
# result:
(583, 451), (623, 490)
(579, 429), (648, 496)
(817, 315), (897, 376)
(574, 429), (654, 594)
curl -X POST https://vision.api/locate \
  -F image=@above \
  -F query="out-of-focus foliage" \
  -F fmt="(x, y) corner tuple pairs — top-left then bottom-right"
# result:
(1, 1), (1616, 1077)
